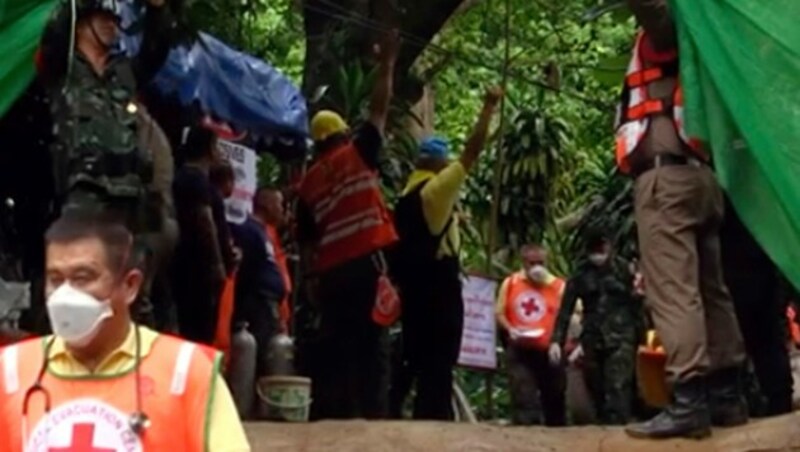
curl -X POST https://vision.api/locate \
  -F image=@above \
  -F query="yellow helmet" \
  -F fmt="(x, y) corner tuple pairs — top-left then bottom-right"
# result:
(310, 110), (349, 142)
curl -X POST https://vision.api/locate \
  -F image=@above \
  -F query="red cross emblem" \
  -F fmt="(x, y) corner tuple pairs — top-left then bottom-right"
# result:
(515, 291), (545, 321)
(521, 297), (541, 317)
(49, 424), (114, 452)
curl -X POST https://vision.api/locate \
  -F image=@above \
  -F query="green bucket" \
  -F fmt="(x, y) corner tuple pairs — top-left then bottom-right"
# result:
(256, 376), (312, 422)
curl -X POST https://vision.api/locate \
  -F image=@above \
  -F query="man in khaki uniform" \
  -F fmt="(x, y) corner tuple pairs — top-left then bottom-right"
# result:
(618, 0), (747, 440)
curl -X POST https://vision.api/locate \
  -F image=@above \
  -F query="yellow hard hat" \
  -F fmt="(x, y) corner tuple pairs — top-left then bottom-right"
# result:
(311, 110), (349, 142)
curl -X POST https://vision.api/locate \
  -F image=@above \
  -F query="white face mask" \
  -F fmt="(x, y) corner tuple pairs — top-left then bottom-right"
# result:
(46, 283), (113, 347)
(527, 265), (548, 283)
(588, 253), (609, 266)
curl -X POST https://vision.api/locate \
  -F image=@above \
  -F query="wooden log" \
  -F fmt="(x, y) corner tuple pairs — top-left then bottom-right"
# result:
(244, 413), (800, 451)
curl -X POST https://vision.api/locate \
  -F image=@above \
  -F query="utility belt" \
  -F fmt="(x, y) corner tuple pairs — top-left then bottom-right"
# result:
(630, 152), (706, 179)
(68, 145), (153, 188)
(63, 185), (164, 235)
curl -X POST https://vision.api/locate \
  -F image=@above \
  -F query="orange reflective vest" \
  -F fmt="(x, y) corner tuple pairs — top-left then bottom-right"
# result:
(788, 306), (800, 346)
(298, 143), (398, 272)
(614, 31), (707, 174)
(214, 273), (237, 366)
(503, 272), (565, 350)
(267, 225), (293, 331)
(0, 334), (220, 451)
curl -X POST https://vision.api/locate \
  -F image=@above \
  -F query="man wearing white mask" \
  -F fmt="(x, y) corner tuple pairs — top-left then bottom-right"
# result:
(0, 211), (250, 451)
(550, 232), (642, 425)
(496, 244), (567, 426)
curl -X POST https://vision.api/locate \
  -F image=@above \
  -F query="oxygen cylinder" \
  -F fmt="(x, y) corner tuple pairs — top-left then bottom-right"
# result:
(265, 333), (296, 376)
(227, 322), (257, 419)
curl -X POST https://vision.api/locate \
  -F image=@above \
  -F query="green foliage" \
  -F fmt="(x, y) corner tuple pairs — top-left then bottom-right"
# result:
(185, 0), (304, 82)
(498, 109), (571, 246)
(193, 0), (642, 422)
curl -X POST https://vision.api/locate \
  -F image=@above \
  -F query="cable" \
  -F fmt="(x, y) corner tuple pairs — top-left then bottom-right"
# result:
(129, 324), (150, 435)
(65, 0), (77, 93)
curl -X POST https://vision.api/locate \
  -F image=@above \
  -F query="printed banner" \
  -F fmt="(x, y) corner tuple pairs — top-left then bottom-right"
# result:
(217, 139), (259, 225)
(458, 275), (498, 370)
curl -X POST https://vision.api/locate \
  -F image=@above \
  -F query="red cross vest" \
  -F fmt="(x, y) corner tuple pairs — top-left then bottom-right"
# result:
(503, 272), (565, 351)
(298, 142), (398, 272)
(0, 333), (220, 452)
(614, 31), (707, 174)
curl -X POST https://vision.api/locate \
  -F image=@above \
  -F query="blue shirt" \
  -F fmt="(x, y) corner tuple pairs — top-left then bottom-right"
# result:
(230, 217), (286, 315)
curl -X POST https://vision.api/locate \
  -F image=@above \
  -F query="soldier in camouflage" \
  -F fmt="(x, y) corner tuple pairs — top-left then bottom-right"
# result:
(38, 0), (173, 325)
(549, 232), (641, 425)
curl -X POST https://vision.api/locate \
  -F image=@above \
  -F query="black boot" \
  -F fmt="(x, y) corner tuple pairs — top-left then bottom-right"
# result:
(709, 367), (749, 427)
(625, 378), (712, 440)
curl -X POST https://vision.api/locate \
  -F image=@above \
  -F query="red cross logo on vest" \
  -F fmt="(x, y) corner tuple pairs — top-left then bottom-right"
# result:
(49, 424), (114, 452)
(25, 399), (143, 452)
(513, 290), (546, 322)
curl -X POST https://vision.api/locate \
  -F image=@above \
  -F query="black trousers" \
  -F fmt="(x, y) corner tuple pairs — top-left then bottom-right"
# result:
(506, 344), (566, 426)
(401, 268), (464, 420)
(173, 273), (218, 345)
(311, 256), (389, 420)
(388, 331), (413, 418)
(720, 198), (793, 416)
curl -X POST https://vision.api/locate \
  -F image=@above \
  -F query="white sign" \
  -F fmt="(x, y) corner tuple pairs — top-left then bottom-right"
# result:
(217, 139), (259, 225)
(458, 275), (498, 370)
(25, 399), (143, 452)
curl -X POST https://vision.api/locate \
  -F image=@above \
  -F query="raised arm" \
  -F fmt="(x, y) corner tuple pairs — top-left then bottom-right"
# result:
(366, 29), (401, 134)
(460, 86), (504, 171)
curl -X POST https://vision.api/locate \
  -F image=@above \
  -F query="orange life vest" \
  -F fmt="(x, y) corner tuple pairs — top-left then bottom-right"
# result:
(214, 272), (237, 366)
(788, 306), (800, 346)
(614, 31), (707, 174)
(0, 334), (219, 451)
(503, 272), (565, 350)
(266, 225), (293, 331)
(298, 142), (398, 272)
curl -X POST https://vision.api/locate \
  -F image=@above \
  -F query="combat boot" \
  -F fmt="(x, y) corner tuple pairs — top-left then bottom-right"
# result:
(708, 366), (749, 427)
(625, 378), (712, 440)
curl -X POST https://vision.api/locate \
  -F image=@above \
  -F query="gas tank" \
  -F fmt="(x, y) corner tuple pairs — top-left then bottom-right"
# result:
(227, 322), (257, 419)
(265, 333), (296, 376)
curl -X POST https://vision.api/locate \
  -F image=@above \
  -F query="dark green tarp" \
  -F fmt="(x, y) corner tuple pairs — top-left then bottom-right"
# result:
(0, 0), (58, 116)
(672, 0), (800, 290)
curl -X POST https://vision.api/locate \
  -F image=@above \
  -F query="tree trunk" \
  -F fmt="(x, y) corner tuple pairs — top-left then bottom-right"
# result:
(301, 0), (469, 106)
(244, 414), (800, 451)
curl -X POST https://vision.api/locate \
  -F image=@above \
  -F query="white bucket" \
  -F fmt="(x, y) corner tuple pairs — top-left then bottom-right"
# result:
(256, 376), (312, 422)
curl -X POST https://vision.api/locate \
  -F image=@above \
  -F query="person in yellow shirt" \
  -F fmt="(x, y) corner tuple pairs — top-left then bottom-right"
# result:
(0, 211), (250, 451)
(391, 86), (503, 420)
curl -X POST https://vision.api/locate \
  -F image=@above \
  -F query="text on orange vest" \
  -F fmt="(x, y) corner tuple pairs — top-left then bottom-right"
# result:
(298, 143), (398, 272)
(0, 334), (219, 452)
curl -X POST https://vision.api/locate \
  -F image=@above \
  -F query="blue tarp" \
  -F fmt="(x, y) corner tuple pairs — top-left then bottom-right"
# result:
(119, 2), (308, 141)
(152, 33), (309, 140)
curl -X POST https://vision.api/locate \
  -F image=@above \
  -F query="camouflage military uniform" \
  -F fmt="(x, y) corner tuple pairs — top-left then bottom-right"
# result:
(25, 0), (173, 328)
(51, 54), (155, 230)
(552, 258), (641, 424)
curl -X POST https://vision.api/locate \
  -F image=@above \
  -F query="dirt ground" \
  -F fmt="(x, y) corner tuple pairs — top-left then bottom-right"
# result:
(245, 411), (800, 452)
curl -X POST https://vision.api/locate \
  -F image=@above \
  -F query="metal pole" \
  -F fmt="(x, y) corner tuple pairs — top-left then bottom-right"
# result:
(483, 0), (512, 421)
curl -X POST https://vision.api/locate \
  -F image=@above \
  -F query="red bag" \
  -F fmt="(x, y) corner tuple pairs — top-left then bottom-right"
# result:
(372, 274), (401, 327)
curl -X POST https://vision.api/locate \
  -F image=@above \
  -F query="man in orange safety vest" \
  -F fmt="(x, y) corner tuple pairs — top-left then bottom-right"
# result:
(0, 210), (249, 451)
(621, 0), (747, 440)
(296, 29), (400, 420)
(496, 244), (567, 426)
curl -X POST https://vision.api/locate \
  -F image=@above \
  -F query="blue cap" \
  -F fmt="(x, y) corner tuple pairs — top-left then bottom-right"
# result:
(419, 136), (450, 159)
